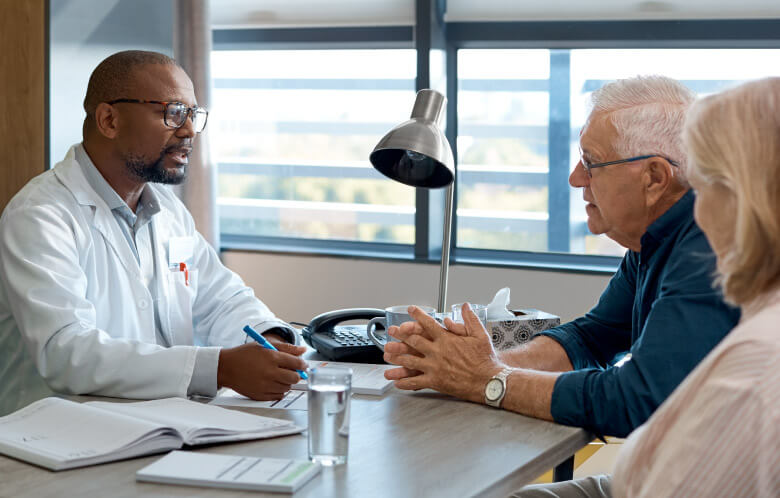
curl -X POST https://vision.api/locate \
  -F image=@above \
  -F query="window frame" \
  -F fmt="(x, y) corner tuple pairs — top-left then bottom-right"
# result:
(212, 16), (780, 275)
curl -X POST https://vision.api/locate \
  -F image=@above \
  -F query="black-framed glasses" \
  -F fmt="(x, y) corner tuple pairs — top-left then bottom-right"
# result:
(106, 98), (209, 133)
(580, 154), (680, 177)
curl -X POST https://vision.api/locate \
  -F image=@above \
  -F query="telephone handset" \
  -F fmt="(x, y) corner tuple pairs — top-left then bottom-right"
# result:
(301, 308), (386, 363)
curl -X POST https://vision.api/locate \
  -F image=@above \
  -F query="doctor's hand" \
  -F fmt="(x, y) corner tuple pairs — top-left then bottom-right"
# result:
(383, 304), (504, 404)
(217, 342), (308, 401)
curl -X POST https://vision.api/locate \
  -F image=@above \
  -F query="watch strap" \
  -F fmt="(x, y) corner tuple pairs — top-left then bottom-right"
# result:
(485, 367), (513, 408)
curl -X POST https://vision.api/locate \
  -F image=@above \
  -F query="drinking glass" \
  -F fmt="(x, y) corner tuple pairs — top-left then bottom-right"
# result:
(308, 366), (352, 466)
(451, 303), (488, 327)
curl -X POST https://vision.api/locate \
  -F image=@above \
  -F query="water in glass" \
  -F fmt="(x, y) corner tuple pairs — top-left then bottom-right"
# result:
(308, 367), (352, 466)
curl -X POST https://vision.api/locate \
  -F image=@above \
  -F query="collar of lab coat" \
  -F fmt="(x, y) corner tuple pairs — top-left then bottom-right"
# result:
(53, 145), (143, 280)
(52, 145), (184, 348)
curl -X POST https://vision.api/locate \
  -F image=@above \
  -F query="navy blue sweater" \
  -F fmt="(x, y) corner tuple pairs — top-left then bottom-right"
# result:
(541, 190), (740, 438)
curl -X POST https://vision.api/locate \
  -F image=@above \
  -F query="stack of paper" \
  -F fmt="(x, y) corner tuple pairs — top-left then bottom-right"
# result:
(211, 390), (308, 410)
(209, 361), (394, 410)
(293, 361), (395, 395)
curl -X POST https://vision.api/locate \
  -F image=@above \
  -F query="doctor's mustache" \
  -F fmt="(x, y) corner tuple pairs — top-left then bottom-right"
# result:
(123, 144), (192, 185)
(164, 140), (193, 155)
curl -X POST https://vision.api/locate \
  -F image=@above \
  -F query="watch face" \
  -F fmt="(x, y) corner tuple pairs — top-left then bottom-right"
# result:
(485, 378), (504, 401)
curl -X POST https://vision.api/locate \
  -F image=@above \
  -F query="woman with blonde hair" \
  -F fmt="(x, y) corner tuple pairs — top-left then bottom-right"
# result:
(611, 77), (780, 497)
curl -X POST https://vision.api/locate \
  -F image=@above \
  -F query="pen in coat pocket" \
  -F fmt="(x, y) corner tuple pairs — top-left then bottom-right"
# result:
(178, 262), (189, 286)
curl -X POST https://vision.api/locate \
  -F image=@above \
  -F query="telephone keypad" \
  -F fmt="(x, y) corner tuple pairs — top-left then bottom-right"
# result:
(303, 319), (387, 362)
(328, 325), (373, 346)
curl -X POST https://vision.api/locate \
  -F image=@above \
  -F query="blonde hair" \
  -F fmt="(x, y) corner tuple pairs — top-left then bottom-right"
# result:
(590, 75), (695, 185)
(682, 77), (780, 306)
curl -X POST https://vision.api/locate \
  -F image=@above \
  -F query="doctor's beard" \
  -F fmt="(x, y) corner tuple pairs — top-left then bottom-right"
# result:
(125, 145), (188, 185)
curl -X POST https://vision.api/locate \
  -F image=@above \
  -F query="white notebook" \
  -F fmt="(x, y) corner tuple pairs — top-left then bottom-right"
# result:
(0, 397), (303, 471)
(293, 361), (395, 395)
(211, 389), (309, 410)
(137, 451), (321, 493)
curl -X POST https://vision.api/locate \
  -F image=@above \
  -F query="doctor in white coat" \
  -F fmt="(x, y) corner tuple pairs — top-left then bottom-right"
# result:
(0, 50), (307, 414)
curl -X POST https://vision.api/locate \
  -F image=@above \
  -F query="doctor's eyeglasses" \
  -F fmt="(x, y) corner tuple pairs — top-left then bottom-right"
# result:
(106, 99), (209, 133)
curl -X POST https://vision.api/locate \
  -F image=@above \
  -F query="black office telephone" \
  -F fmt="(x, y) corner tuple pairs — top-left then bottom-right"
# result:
(301, 308), (386, 363)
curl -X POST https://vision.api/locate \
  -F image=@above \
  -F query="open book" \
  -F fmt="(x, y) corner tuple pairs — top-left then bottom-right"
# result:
(0, 397), (303, 471)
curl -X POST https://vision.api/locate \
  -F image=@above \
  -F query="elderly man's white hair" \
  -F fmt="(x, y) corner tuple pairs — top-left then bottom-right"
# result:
(589, 75), (695, 183)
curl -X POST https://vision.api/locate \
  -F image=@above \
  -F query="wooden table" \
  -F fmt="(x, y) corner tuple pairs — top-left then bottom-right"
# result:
(0, 388), (590, 498)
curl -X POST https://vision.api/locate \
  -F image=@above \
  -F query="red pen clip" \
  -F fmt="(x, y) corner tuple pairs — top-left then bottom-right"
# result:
(179, 262), (189, 286)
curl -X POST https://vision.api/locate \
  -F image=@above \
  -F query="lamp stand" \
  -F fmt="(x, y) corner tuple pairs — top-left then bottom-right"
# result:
(437, 182), (454, 313)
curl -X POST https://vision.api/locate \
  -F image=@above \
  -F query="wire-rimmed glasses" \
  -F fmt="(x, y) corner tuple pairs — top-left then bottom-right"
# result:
(581, 154), (680, 177)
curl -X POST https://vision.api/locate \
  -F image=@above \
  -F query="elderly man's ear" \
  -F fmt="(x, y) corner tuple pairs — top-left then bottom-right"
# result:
(642, 158), (675, 207)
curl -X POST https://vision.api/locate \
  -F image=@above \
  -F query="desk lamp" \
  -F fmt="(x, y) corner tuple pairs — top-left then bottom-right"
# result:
(369, 89), (455, 313)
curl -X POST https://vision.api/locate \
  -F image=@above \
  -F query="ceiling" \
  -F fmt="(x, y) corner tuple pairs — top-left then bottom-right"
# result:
(210, 0), (780, 28)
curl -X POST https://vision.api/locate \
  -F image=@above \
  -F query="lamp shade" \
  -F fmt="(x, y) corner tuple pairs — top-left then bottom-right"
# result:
(369, 89), (454, 189)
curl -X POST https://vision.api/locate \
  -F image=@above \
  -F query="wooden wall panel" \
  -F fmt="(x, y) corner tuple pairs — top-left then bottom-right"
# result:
(0, 0), (46, 212)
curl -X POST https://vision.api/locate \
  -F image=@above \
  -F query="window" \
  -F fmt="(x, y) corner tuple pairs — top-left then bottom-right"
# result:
(456, 47), (780, 257)
(211, 49), (417, 245)
(456, 49), (558, 254)
(212, 20), (780, 270)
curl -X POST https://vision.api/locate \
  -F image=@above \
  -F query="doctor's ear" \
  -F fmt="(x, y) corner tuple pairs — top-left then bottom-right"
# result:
(93, 102), (120, 140)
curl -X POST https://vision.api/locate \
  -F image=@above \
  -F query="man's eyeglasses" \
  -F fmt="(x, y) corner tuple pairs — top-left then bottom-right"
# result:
(106, 99), (208, 133)
(580, 154), (680, 178)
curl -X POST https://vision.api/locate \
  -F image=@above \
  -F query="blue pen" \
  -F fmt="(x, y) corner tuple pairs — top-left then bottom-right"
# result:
(243, 325), (308, 380)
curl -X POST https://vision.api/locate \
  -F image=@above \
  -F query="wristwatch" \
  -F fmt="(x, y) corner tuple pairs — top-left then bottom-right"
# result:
(484, 367), (513, 408)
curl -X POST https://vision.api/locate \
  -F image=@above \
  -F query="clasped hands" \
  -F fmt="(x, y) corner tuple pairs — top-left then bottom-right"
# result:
(383, 303), (506, 404)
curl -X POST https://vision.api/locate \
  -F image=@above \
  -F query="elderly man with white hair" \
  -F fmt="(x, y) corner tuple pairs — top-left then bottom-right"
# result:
(383, 76), (740, 455)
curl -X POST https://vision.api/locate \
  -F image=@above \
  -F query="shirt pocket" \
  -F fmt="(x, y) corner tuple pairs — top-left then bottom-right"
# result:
(166, 269), (198, 344)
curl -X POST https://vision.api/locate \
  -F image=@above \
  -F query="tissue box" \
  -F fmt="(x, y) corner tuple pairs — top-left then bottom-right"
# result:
(488, 309), (560, 350)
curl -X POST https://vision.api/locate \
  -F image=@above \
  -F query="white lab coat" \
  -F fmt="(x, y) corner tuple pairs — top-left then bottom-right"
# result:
(0, 146), (290, 411)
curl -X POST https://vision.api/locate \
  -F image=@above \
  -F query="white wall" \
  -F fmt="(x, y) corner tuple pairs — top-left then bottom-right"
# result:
(223, 251), (612, 325)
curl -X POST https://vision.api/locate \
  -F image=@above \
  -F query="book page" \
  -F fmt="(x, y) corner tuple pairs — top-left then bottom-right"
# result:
(210, 390), (308, 410)
(0, 398), (171, 464)
(88, 398), (296, 444)
(292, 361), (394, 395)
